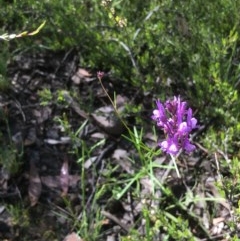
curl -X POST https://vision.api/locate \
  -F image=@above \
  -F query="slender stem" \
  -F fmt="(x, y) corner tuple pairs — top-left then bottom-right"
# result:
(98, 77), (131, 134)
(170, 154), (181, 178)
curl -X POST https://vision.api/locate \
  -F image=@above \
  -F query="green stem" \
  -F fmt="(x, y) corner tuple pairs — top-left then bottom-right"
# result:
(98, 76), (131, 134)
(170, 153), (181, 178)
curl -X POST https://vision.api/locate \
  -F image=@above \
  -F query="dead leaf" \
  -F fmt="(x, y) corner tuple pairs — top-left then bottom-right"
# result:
(41, 174), (80, 190)
(60, 157), (69, 196)
(211, 221), (224, 235)
(77, 68), (92, 77)
(71, 68), (93, 84)
(44, 137), (71, 145)
(84, 156), (97, 169)
(91, 95), (127, 136)
(12, 131), (23, 146)
(112, 149), (133, 174)
(0, 167), (10, 191)
(90, 132), (105, 139)
(106, 235), (115, 241)
(68, 175), (80, 187)
(41, 176), (61, 188)
(91, 106), (124, 136)
(33, 106), (52, 124)
(24, 127), (37, 146)
(212, 217), (225, 225)
(62, 91), (88, 119)
(140, 177), (154, 195)
(28, 160), (42, 206)
(63, 232), (83, 241)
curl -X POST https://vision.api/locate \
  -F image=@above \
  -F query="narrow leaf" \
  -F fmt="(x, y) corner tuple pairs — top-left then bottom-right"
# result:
(27, 21), (46, 36)
(16, 21), (46, 38)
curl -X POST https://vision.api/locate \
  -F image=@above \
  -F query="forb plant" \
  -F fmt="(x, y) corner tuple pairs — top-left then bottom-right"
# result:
(152, 96), (197, 155)
(97, 71), (198, 178)
(152, 96), (198, 178)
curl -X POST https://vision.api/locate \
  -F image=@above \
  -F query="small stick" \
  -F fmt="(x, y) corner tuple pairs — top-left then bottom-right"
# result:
(101, 210), (130, 232)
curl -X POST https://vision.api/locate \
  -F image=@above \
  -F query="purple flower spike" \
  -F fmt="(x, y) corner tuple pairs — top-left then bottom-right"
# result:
(160, 135), (179, 155)
(152, 96), (197, 155)
(183, 138), (196, 153)
(152, 100), (167, 127)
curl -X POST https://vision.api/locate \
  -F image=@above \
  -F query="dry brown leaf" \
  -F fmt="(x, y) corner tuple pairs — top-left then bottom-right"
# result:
(84, 156), (97, 169)
(0, 168), (10, 191)
(62, 91), (88, 119)
(41, 175), (80, 190)
(63, 232), (83, 241)
(77, 68), (92, 77)
(140, 177), (154, 195)
(212, 217), (225, 225)
(12, 131), (23, 146)
(41, 176), (61, 188)
(106, 235), (115, 241)
(91, 95), (127, 136)
(112, 149), (128, 160)
(112, 149), (133, 174)
(24, 127), (37, 146)
(44, 137), (71, 145)
(90, 132), (105, 139)
(68, 175), (80, 187)
(33, 107), (52, 124)
(91, 106), (124, 136)
(71, 68), (93, 84)
(28, 160), (42, 206)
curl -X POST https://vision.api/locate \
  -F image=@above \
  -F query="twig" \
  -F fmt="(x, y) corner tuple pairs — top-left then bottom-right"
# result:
(101, 210), (129, 232)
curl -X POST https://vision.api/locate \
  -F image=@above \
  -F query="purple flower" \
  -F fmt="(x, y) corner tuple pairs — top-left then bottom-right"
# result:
(97, 71), (104, 79)
(152, 96), (197, 155)
(160, 135), (179, 155)
(152, 100), (167, 126)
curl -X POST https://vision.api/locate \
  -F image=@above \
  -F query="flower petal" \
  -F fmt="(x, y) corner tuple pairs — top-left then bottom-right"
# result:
(178, 121), (188, 134)
(153, 96), (198, 155)
(160, 137), (179, 155)
(183, 139), (196, 153)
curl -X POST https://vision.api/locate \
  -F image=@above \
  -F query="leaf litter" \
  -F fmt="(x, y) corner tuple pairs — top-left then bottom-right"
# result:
(0, 49), (236, 240)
